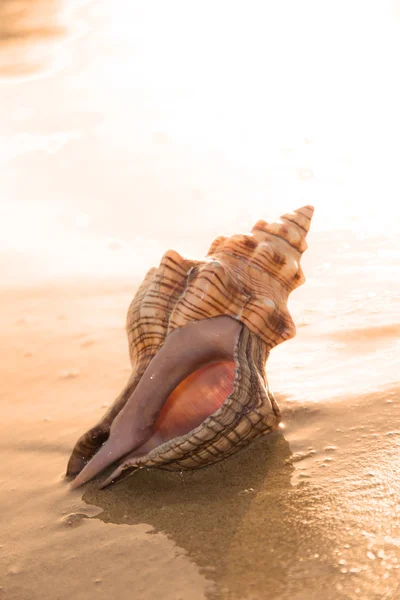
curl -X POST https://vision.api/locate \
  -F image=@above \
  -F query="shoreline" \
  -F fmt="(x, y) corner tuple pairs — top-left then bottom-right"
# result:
(1, 276), (400, 598)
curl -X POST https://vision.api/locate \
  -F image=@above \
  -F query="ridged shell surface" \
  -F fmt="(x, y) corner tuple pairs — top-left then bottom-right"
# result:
(67, 205), (314, 485)
(128, 204), (313, 360)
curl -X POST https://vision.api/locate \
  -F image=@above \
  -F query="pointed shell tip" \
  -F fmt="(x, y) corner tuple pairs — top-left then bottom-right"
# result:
(297, 205), (314, 218)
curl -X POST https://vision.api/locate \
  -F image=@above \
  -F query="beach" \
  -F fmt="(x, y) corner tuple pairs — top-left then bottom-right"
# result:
(1, 2), (400, 599)
(1, 258), (400, 599)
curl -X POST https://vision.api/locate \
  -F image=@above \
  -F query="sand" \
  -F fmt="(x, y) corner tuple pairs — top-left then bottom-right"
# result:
(1, 242), (400, 600)
(1, 1), (400, 598)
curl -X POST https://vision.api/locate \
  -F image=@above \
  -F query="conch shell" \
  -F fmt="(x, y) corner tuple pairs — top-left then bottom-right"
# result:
(67, 205), (314, 488)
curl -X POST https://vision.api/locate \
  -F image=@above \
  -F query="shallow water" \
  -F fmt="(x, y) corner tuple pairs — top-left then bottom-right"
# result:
(1, 2), (400, 599)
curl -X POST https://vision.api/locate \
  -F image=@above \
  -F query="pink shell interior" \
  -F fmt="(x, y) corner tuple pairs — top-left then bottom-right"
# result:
(134, 361), (236, 455)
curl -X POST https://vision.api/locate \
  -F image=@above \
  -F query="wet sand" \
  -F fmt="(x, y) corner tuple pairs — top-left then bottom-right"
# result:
(1, 1), (400, 598)
(1, 247), (400, 599)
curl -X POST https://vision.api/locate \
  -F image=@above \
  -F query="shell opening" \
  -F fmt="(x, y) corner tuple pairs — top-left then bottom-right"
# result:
(127, 360), (236, 458)
(70, 316), (242, 488)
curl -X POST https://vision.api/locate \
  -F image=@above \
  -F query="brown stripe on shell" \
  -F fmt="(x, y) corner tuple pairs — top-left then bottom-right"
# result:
(282, 207), (314, 233)
(295, 205), (314, 224)
(281, 215), (308, 234)
(213, 242), (298, 292)
(252, 220), (307, 254)
(207, 235), (228, 256)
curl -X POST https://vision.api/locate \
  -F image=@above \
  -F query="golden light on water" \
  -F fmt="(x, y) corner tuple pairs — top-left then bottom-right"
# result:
(1, 0), (400, 282)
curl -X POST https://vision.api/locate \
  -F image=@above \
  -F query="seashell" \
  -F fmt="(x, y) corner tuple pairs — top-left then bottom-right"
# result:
(67, 205), (314, 488)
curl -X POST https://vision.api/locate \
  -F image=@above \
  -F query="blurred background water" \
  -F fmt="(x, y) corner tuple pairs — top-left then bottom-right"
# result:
(0, 0), (400, 285)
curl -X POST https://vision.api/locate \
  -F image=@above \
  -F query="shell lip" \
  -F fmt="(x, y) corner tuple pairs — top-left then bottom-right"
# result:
(99, 377), (238, 488)
(69, 316), (243, 489)
(99, 323), (277, 489)
(100, 343), (246, 488)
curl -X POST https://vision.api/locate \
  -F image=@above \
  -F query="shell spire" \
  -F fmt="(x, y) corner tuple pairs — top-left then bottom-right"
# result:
(252, 205), (314, 254)
(202, 205), (314, 349)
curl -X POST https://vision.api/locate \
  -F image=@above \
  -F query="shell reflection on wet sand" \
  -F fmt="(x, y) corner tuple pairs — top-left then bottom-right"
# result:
(67, 205), (314, 488)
